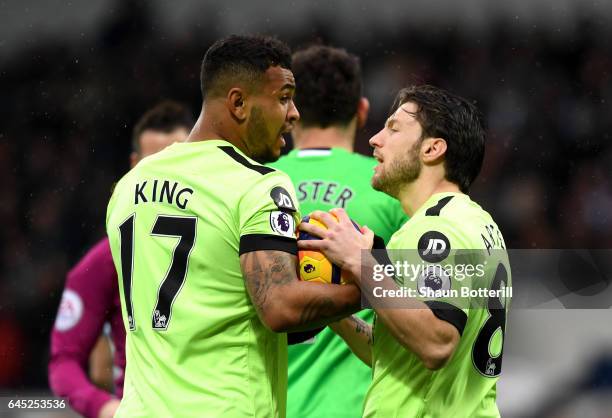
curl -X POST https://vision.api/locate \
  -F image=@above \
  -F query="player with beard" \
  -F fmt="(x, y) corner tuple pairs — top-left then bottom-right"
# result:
(299, 85), (511, 417)
(49, 101), (194, 418)
(105, 35), (362, 418)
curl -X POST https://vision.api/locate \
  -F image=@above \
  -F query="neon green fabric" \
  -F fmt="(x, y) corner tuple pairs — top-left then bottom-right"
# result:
(364, 192), (511, 418)
(107, 140), (301, 418)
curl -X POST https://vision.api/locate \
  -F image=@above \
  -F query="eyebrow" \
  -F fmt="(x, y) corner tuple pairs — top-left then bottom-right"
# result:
(400, 107), (417, 117)
(280, 83), (296, 91)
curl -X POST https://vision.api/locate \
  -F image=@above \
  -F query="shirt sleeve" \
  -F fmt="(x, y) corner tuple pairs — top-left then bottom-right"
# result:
(389, 216), (479, 336)
(48, 238), (118, 418)
(237, 171), (301, 255)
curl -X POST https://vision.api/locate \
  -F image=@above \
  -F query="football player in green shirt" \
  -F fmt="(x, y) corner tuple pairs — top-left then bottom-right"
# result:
(300, 85), (510, 417)
(268, 45), (407, 418)
(106, 35), (362, 418)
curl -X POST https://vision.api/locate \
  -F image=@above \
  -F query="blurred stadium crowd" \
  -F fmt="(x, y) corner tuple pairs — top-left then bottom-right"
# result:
(0, 0), (610, 411)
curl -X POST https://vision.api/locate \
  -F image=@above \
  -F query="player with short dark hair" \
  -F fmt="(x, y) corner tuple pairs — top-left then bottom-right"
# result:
(49, 101), (193, 418)
(106, 35), (362, 418)
(300, 85), (510, 417)
(290, 45), (363, 129)
(200, 35), (292, 100)
(268, 45), (407, 418)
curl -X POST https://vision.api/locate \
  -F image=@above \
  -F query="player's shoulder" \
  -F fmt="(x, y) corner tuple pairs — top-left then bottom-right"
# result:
(67, 237), (116, 285)
(217, 143), (277, 176)
(419, 193), (494, 226)
(91, 236), (112, 257)
(74, 237), (113, 267)
(220, 148), (298, 209)
(209, 143), (296, 193)
(392, 194), (487, 247)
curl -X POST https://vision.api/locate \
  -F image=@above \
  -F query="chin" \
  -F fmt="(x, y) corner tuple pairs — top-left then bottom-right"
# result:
(266, 154), (280, 163)
(371, 173), (382, 190)
(254, 151), (280, 164)
(372, 179), (383, 192)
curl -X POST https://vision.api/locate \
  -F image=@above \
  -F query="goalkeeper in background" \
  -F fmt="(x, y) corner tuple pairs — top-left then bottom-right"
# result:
(268, 45), (407, 418)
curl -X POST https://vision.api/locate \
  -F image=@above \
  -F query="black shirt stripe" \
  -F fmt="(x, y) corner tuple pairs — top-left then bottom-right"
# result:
(423, 300), (468, 336)
(425, 196), (454, 216)
(219, 146), (275, 175)
(239, 234), (297, 255)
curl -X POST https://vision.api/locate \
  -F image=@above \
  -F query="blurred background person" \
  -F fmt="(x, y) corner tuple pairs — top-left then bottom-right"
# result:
(268, 44), (407, 418)
(48, 101), (194, 418)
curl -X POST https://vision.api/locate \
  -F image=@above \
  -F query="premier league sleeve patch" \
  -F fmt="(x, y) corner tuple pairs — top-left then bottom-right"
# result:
(269, 210), (296, 237)
(417, 265), (452, 297)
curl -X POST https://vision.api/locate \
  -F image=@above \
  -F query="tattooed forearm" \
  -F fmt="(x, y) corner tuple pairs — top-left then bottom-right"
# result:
(329, 315), (373, 366)
(241, 250), (298, 314)
(241, 250), (361, 332)
(269, 253), (295, 286)
(348, 316), (373, 346)
(298, 295), (337, 325)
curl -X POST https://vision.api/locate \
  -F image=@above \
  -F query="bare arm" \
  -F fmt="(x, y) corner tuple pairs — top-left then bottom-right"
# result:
(329, 315), (373, 366)
(88, 335), (114, 391)
(240, 249), (361, 332)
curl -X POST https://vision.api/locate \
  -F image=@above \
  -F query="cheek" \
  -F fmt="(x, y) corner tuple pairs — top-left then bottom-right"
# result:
(391, 135), (414, 155)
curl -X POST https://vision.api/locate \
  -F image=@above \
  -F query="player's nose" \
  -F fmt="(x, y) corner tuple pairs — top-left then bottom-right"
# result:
(287, 100), (300, 124)
(369, 128), (384, 148)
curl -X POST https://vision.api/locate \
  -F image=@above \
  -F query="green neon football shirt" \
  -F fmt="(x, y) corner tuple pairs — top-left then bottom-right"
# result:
(364, 192), (511, 418)
(106, 140), (301, 418)
(268, 148), (408, 418)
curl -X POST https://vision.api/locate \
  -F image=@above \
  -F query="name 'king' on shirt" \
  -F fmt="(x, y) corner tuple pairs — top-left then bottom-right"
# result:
(134, 179), (193, 209)
(106, 140), (301, 418)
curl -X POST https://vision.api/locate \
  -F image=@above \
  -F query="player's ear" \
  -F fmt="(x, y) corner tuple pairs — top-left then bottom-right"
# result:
(129, 152), (139, 168)
(356, 97), (370, 129)
(227, 88), (248, 122)
(421, 137), (447, 164)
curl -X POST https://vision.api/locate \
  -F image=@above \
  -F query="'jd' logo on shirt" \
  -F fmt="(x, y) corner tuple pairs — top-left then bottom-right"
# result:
(270, 186), (297, 212)
(418, 231), (451, 263)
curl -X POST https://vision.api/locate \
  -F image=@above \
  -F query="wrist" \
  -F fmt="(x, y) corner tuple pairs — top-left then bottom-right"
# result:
(344, 254), (363, 284)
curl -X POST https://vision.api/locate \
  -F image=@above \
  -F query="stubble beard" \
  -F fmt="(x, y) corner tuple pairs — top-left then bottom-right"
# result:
(245, 106), (280, 164)
(372, 141), (422, 198)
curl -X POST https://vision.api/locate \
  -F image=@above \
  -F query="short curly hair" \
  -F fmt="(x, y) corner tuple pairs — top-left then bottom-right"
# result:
(200, 34), (292, 99)
(292, 45), (362, 128)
